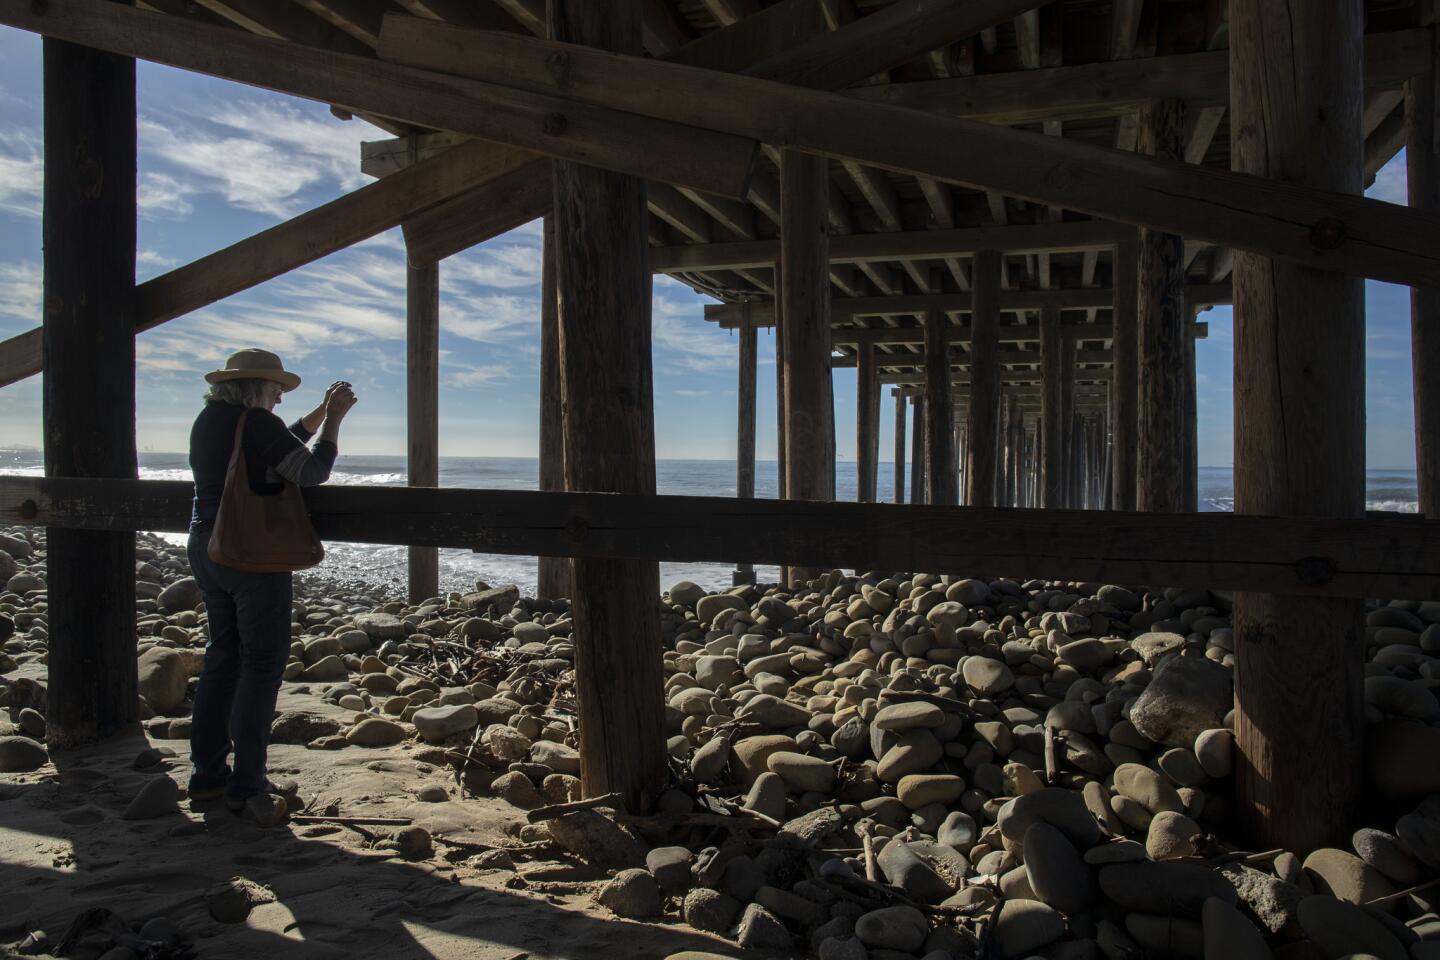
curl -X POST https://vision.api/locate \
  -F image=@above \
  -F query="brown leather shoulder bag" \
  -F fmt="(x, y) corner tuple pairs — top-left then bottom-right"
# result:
(207, 409), (325, 573)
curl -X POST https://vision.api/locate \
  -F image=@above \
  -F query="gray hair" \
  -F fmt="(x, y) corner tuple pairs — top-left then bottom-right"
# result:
(205, 378), (274, 408)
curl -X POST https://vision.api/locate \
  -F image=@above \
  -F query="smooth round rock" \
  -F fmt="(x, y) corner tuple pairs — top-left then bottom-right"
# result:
(1098, 861), (1238, 918)
(682, 888), (740, 934)
(855, 905), (928, 951)
(768, 751), (836, 793)
(873, 701), (945, 731)
(876, 729), (944, 783)
(1351, 828), (1424, 885)
(997, 787), (1104, 850)
(597, 868), (662, 919)
(346, 717), (407, 747)
(1296, 894), (1406, 960)
(1146, 811), (1202, 860)
(0, 735), (47, 772)
(1202, 897), (1271, 960)
(897, 774), (965, 810)
(1194, 728), (1234, 779)
(122, 776), (180, 820)
(410, 704), (478, 743)
(991, 899), (1064, 957)
(1301, 848), (1394, 906)
(1113, 762), (1185, 815)
(1022, 821), (1095, 913)
(961, 657), (1014, 696)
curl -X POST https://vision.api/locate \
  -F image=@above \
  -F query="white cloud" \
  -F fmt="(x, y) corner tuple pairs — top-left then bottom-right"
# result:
(444, 241), (544, 290)
(0, 260), (40, 324)
(447, 362), (512, 388)
(673, 388), (710, 397)
(0, 130), (41, 218)
(138, 171), (196, 219)
(138, 249), (179, 270)
(652, 295), (737, 372)
(443, 292), (540, 342)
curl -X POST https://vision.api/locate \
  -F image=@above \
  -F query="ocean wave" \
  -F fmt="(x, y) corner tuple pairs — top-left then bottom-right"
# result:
(1202, 497), (1418, 514)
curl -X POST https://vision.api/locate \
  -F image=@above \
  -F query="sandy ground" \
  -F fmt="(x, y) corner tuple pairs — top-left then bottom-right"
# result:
(0, 679), (741, 960)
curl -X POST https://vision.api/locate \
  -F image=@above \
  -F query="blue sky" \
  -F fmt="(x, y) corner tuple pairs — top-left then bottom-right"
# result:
(0, 26), (1422, 468)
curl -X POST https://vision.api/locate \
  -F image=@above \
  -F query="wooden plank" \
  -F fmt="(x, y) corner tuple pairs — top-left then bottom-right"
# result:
(1231, 0), (1366, 854)
(0, 140), (539, 389)
(1409, 40), (1440, 518)
(536, 217), (569, 601)
(964, 250), (1000, 507)
(492, 0), (543, 35)
(924, 307), (956, 505)
(1135, 100), (1189, 514)
(193, 0), (371, 55)
(740, 0), (1047, 90)
(781, 149), (834, 584)
(374, 20), (1440, 286)
(0, 0), (759, 198)
(406, 256), (440, 604)
(42, 30), (139, 748)
(845, 31), (1427, 127)
(649, 220), (1133, 272)
(1110, 238), (1138, 511)
(402, 158), (551, 265)
(893, 391), (907, 504)
(550, 0), (665, 810)
(9, 477), (1440, 598)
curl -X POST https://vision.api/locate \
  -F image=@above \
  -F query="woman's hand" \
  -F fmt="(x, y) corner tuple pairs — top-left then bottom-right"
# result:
(302, 381), (351, 435)
(325, 382), (357, 420)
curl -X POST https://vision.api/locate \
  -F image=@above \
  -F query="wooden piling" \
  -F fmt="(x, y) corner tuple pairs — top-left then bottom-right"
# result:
(893, 390), (906, 504)
(405, 254), (440, 604)
(924, 307), (956, 505)
(42, 28), (139, 748)
(1136, 98), (1190, 513)
(537, 217), (571, 601)
(1231, 0), (1366, 851)
(1060, 331), (1077, 507)
(965, 249), (1002, 506)
(856, 340), (878, 502)
(1040, 303), (1064, 508)
(733, 309), (757, 584)
(780, 149), (834, 585)
(1111, 237), (1139, 511)
(910, 394), (927, 504)
(1410, 31), (1440, 518)
(550, 0), (666, 809)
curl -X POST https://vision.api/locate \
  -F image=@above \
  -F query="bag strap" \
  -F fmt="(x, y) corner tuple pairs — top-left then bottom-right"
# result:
(226, 408), (249, 474)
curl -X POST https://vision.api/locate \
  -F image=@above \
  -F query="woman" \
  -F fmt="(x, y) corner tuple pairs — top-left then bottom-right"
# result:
(186, 348), (357, 824)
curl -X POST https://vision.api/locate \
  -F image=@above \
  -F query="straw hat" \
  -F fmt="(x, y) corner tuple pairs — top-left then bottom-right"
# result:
(204, 348), (301, 392)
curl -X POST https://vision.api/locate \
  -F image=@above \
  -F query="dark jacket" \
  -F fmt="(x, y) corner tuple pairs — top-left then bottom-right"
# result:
(189, 400), (338, 527)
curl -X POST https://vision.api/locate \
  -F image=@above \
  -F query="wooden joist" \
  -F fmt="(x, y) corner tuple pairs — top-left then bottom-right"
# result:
(0, 0), (759, 199)
(846, 30), (1428, 127)
(6, 476), (1439, 600)
(375, 18), (1440, 287)
(652, 221), (1133, 273)
(0, 140), (540, 388)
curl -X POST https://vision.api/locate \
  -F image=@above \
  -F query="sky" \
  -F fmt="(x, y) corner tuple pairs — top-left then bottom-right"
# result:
(0, 25), (1423, 469)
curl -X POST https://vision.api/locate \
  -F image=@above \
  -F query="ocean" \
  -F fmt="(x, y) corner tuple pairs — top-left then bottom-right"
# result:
(0, 452), (1419, 596)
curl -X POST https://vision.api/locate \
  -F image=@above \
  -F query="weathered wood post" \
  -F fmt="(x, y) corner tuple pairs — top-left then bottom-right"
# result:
(775, 306), (789, 587)
(856, 341), (878, 502)
(550, 0), (666, 808)
(733, 307), (757, 584)
(1111, 237), (1139, 511)
(43, 26), (139, 747)
(893, 389), (907, 504)
(1409, 31), (1440, 518)
(1059, 330), (1077, 506)
(1040, 304), (1065, 508)
(1231, 0), (1365, 851)
(956, 418), (967, 504)
(405, 252), (440, 604)
(999, 392), (1013, 507)
(1136, 99), (1190, 513)
(966, 249), (1002, 506)
(924, 308), (956, 504)
(1183, 306), (1200, 511)
(780, 150), (834, 585)
(910, 394), (927, 504)
(537, 217), (570, 601)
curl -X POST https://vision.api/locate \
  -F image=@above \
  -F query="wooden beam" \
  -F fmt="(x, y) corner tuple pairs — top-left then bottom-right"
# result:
(781, 149), (834, 584)
(741, 0), (1047, 90)
(1410, 32), (1440, 518)
(965, 250), (1001, 507)
(405, 253), (439, 604)
(892, 391), (907, 504)
(402, 158), (551, 265)
(650, 220), (1133, 273)
(924, 306), (956, 505)
(700, 0), (758, 28)
(10, 477), (1440, 598)
(550, 0), (665, 810)
(1110, 238), (1138, 512)
(492, 0), (543, 36)
(0, 141), (542, 389)
(845, 31), (1427, 127)
(536, 217), (569, 601)
(1135, 100), (1190, 514)
(1231, 0), (1366, 854)
(193, 0), (371, 55)
(856, 341), (878, 503)
(367, 20), (1440, 286)
(41, 27), (139, 748)
(0, 0), (760, 198)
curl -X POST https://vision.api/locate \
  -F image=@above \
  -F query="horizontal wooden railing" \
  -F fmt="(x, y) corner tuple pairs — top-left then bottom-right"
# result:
(1, 477), (1438, 600)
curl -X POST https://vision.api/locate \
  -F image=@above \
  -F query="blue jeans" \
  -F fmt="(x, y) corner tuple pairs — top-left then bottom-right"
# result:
(187, 524), (293, 801)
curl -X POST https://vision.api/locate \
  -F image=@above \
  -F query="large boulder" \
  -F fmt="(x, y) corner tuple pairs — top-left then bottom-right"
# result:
(157, 577), (203, 613)
(137, 648), (190, 713)
(1128, 654), (1232, 748)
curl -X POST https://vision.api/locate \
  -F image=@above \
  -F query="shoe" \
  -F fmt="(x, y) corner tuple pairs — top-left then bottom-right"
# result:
(188, 784), (225, 802)
(226, 792), (289, 827)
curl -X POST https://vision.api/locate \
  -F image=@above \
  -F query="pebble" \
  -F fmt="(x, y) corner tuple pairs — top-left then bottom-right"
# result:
(1194, 728), (1234, 778)
(1301, 847), (1394, 906)
(855, 905), (928, 952)
(0, 735), (47, 772)
(736, 903), (790, 949)
(410, 704), (478, 742)
(896, 774), (964, 810)
(961, 657), (1014, 695)
(1022, 821), (1094, 913)
(768, 751), (836, 793)
(873, 701), (945, 731)
(122, 776), (180, 820)
(682, 888), (740, 933)
(998, 787), (1104, 849)
(1352, 828), (1424, 884)
(597, 868), (662, 919)
(991, 899), (1065, 957)
(1146, 810), (1202, 860)
(345, 717), (407, 747)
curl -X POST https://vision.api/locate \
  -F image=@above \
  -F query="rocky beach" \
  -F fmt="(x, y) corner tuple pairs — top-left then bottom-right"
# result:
(2, 529), (1439, 960)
